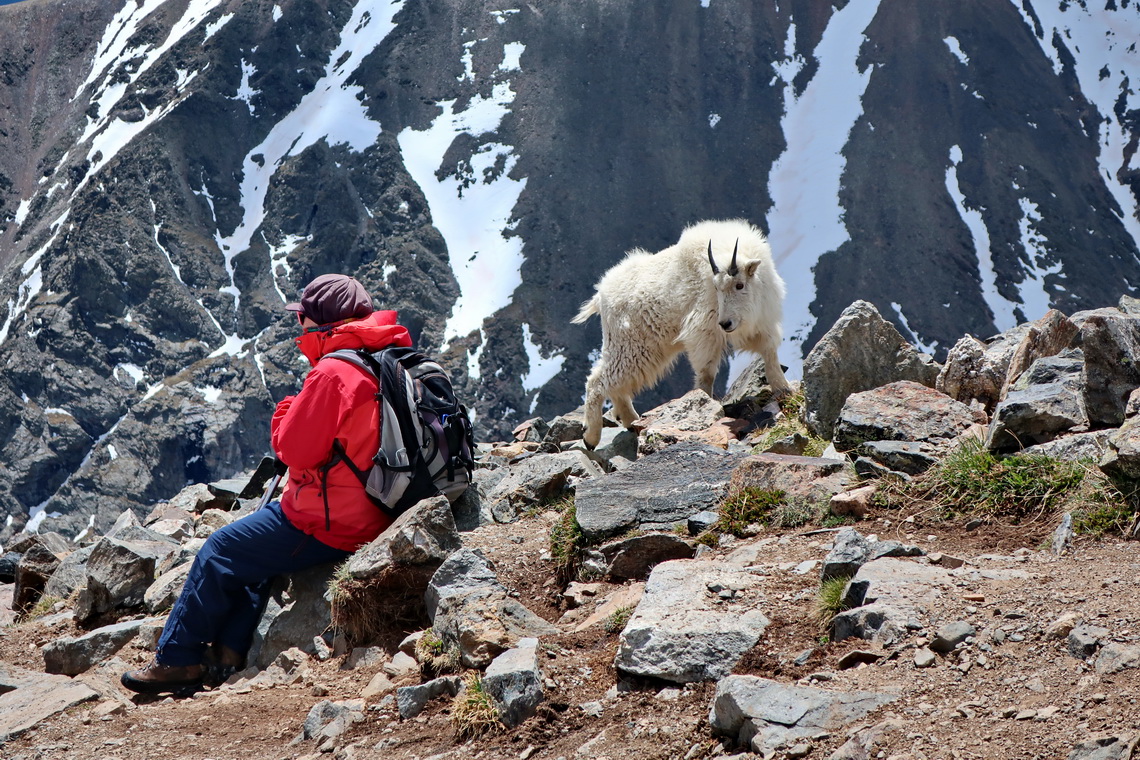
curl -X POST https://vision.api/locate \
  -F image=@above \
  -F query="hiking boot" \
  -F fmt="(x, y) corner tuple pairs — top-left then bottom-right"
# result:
(120, 660), (203, 696)
(203, 662), (239, 687)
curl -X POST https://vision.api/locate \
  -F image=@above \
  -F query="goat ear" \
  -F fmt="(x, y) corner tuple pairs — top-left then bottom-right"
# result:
(744, 260), (760, 278)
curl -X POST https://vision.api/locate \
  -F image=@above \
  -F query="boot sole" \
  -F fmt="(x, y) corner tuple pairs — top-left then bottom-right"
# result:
(120, 671), (204, 697)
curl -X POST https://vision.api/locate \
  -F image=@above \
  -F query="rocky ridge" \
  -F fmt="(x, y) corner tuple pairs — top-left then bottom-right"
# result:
(1, 0), (1138, 538)
(3, 298), (1140, 759)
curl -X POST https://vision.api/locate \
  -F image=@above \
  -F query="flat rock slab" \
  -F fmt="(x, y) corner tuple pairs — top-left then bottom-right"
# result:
(709, 674), (898, 753)
(0, 665), (98, 742)
(614, 560), (769, 683)
(833, 558), (1029, 644)
(575, 441), (747, 542)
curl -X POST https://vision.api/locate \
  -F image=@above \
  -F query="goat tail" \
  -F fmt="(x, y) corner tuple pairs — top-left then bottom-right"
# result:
(571, 296), (599, 324)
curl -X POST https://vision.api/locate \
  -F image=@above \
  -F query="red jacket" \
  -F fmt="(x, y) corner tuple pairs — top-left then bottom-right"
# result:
(271, 310), (412, 551)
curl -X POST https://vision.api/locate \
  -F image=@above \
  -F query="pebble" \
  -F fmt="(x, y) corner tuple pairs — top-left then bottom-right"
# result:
(914, 648), (937, 668)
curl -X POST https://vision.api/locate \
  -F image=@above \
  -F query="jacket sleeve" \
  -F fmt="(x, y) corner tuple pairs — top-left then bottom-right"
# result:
(270, 367), (349, 470)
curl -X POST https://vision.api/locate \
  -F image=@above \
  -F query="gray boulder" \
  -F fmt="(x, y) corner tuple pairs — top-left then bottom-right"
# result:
(1095, 643), (1140, 675)
(343, 495), (461, 587)
(575, 441), (747, 542)
(247, 561), (339, 669)
(833, 381), (985, 452)
(302, 698), (365, 741)
(1068, 624), (1108, 659)
(1023, 431), (1111, 462)
(76, 534), (179, 622)
(1072, 307), (1140, 426)
(1100, 417), (1140, 479)
(1067, 737), (1138, 760)
(144, 561), (193, 613)
(928, 621), (976, 653)
(821, 528), (874, 581)
(614, 560), (770, 683)
(424, 548), (503, 622)
(708, 675), (898, 753)
(483, 637), (544, 727)
(432, 586), (559, 669)
(830, 558), (958, 644)
(42, 544), (94, 600)
(396, 676), (463, 720)
(803, 300), (940, 439)
(857, 440), (938, 475)
(634, 389), (732, 454)
(13, 541), (62, 613)
(42, 618), (158, 676)
(0, 665), (98, 743)
(452, 468), (503, 532)
(483, 450), (603, 523)
(598, 533), (695, 581)
(987, 349), (1087, 450)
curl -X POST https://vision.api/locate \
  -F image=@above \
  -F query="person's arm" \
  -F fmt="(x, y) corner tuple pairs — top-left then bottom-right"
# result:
(270, 368), (348, 469)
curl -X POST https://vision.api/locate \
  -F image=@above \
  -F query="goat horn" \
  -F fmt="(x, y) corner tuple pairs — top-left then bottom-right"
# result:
(728, 239), (740, 276)
(707, 241), (719, 274)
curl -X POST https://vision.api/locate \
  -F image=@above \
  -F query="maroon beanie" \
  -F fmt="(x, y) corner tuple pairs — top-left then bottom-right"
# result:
(285, 274), (374, 325)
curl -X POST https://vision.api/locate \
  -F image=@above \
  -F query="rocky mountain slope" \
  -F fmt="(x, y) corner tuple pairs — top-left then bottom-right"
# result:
(0, 0), (1138, 542)
(3, 299), (1140, 759)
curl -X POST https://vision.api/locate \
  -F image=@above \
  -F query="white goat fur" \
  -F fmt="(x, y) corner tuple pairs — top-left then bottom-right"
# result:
(572, 218), (791, 448)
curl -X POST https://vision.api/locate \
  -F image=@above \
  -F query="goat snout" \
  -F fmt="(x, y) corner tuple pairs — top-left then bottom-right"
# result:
(719, 320), (735, 332)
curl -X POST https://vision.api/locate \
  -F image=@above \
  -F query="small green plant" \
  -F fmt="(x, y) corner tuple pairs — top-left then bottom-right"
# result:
(715, 486), (786, 536)
(750, 388), (829, 457)
(21, 594), (62, 622)
(525, 492), (575, 519)
(769, 498), (824, 529)
(879, 438), (1093, 522)
(813, 576), (851, 630)
(694, 530), (719, 548)
(415, 628), (461, 676)
(452, 673), (502, 740)
(549, 496), (587, 583)
(603, 605), (635, 633)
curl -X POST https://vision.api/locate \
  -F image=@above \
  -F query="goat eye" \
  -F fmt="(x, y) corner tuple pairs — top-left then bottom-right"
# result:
(735, 282), (744, 290)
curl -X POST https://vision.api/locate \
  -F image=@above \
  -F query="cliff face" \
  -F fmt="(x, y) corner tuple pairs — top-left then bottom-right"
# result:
(0, 0), (1137, 538)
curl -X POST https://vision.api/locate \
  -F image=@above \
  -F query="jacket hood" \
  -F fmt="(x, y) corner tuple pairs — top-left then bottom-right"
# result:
(295, 310), (412, 365)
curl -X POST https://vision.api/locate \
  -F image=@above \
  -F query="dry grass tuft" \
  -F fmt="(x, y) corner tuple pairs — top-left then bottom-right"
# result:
(452, 673), (502, 741)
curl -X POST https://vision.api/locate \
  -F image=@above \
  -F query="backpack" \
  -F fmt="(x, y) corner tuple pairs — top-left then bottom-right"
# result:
(323, 346), (475, 519)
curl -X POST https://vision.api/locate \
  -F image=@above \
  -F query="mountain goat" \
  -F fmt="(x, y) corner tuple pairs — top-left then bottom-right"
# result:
(572, 218), (791, 449)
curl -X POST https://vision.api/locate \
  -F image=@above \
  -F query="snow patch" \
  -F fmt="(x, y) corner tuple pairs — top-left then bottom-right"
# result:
(891, 302), (938, 355)
(116, 363), (146, 385)
(946, 145), (1018, 332)
(203, 12), (234, 41)
(198, 385), (223, 403)
(708, 113), (721, 128)
(767, 0), (881, 378)
(1015, 197), (1061, 322)
(521, 323), (565, 393)
(234, 59), (260, 115)
(944, 36), (969, 65)
(1013, 0), (1140, 254)
(399, 32), (528, 350)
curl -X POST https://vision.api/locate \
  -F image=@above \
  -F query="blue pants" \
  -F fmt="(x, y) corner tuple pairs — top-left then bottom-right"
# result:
(156, 502), (350, 667)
